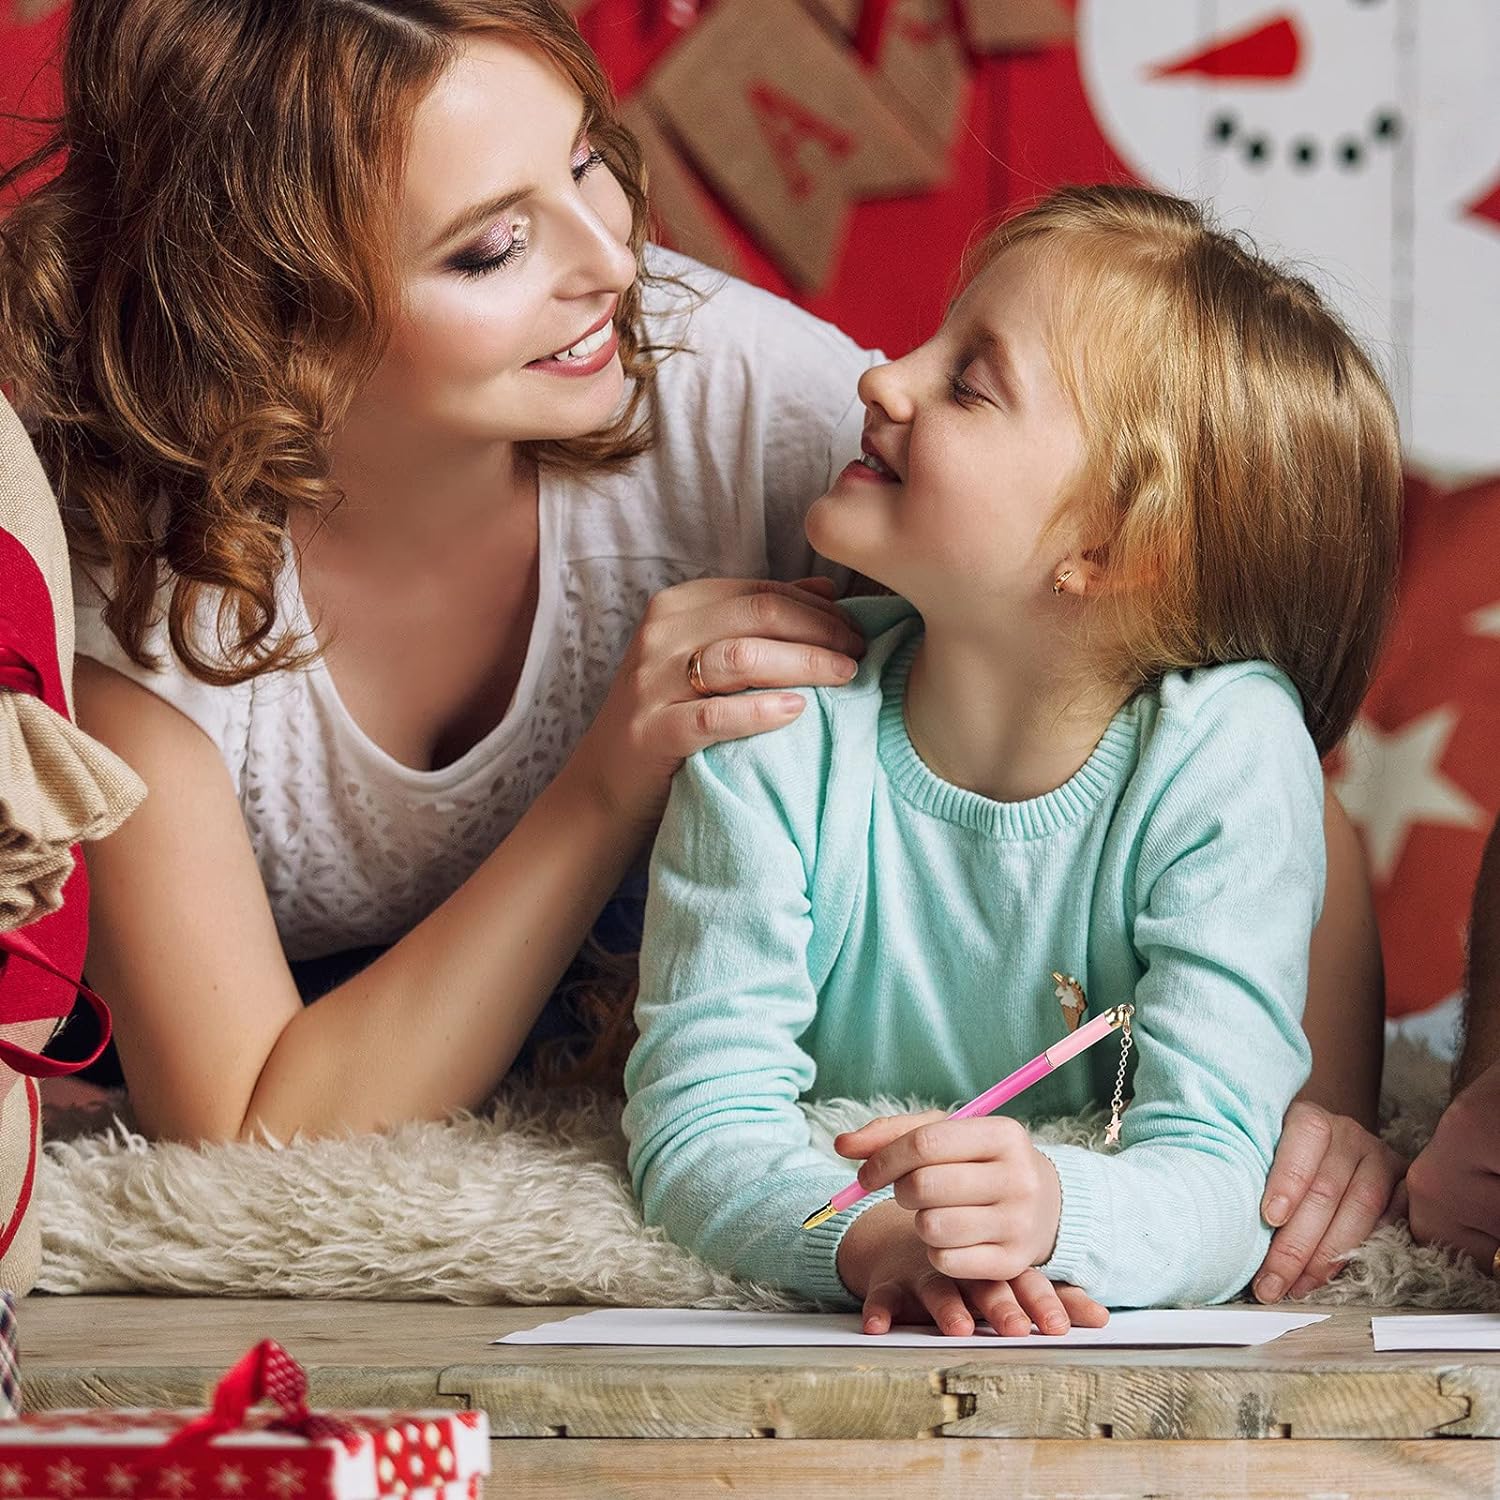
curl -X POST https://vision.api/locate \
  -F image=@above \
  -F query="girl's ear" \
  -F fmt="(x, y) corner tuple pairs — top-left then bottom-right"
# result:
(1054, 545), (1150, 598)
(1051, 553), (1107, 598)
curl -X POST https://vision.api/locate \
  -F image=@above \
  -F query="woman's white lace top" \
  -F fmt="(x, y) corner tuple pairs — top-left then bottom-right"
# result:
(72, 248), (877, 959)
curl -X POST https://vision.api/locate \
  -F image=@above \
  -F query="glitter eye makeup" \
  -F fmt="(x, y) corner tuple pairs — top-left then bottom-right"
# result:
(451, 218), (530, 279)
(447, 131), (605, 279)
(571, 137), (605, 181)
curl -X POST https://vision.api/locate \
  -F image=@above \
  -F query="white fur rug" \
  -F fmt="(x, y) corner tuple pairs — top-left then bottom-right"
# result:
(32, 1037), (1500, 1310)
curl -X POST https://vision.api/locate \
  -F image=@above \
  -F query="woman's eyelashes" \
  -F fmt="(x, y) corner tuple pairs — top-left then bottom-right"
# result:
(571, 142), (605, 181)
(450, 143), (606, 280)
(452, 223), (529, 280)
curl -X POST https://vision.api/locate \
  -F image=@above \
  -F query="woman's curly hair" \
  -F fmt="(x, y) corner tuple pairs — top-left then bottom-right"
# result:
(0, 0), (662, 685)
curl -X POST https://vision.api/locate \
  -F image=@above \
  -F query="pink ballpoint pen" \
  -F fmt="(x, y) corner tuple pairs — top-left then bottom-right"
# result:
(800, 1002), (1135, 1232)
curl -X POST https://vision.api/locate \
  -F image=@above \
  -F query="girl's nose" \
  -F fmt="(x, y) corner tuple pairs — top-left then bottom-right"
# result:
(858, 358), (915, 425)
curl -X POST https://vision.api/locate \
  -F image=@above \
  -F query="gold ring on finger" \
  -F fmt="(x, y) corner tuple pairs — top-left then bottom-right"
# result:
(686, 648), (712, 698)
(1492, 1245), (1500, 1280)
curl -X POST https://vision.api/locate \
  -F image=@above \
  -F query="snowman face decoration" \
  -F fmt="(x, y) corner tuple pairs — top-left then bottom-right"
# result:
(1077, 1), (1500, 477)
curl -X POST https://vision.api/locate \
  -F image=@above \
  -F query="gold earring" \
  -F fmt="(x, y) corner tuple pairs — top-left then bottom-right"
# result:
(1052, 567), (1075, 596)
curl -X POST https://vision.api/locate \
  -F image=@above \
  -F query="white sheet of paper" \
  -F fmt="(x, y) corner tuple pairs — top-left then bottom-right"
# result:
(1372, 1314), (1500, 1351)
(495, 1307), (1327, 1350)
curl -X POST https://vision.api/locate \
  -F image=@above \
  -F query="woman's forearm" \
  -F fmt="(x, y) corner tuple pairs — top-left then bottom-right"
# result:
(1458, 815), (1500, 1093)
(1299, 788), (1384, 1127)
(241, 760), (644, 1138)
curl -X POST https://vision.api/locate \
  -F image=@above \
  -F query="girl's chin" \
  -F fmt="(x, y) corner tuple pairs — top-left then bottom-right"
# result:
(807, 499), (890, 571)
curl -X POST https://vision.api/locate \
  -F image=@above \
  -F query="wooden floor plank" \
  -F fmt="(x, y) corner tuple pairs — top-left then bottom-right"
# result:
(481, 1437), (1500, 1500)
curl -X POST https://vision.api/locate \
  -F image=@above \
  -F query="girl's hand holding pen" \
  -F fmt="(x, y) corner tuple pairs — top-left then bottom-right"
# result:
(833, 1111), (1106, 1336)
(840, 1110), (1065, 1279)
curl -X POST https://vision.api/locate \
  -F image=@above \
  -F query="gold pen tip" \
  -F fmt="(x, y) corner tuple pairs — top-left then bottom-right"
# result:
(801, 1202), (837, 1231)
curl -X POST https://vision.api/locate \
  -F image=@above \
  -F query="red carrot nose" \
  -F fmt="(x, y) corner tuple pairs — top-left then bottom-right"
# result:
(1150, 14), (1302, 81)
(1469, 175), (1500, 231)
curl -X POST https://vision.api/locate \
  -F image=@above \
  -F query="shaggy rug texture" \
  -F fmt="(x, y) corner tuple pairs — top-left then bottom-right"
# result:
(32, 1036), (1500, 1310)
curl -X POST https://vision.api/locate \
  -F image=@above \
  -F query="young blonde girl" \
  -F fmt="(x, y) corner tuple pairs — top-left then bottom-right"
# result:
(622, 186), (1402, 1335)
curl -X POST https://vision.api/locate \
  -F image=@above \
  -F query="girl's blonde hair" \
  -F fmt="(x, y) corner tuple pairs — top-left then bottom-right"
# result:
(972, 185), (1402, 757)
(0, 0), (659, 685)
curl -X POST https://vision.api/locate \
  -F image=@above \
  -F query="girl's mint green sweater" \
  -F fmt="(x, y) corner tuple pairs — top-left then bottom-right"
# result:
(622, 596), (1322, 1309)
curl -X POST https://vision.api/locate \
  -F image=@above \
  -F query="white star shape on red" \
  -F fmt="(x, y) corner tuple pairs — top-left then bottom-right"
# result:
(46, 1459), (87, 1498)
(0, 1464), (26, 1497)
(266, 1462), (304, 1500)
(104, 1465), (139, 1496)
(158, 1463), (195, 1498)
(214, 1463), (248, 1496)
(1468, 600), (1500, 638)
(1333, 707), (1487, 880)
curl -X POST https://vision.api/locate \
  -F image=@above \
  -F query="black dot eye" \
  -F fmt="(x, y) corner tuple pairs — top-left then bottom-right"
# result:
(1210, 113), (1237, 144)
(1290, 139), (1318, 169)
(1372, 109), (1402, 142)
(1244, 135), (1270, 165)
(1337, 138), (1364, 168)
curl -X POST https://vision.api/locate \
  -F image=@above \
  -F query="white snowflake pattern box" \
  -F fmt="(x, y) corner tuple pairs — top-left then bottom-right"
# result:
(0, 1404), (490, 1499)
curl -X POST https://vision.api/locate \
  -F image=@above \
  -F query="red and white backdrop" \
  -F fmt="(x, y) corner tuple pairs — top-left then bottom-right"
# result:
(4, 0), (1500, 1025)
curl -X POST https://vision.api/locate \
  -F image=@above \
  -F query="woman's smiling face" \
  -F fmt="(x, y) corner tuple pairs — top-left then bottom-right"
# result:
(352, 34), (638, 445)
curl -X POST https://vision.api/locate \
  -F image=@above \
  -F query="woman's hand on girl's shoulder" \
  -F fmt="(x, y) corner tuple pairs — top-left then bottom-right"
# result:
(836, 1197), (1107, 1338)
(1251, 1099), (1406, 1303)
(569, 575), (865, 832)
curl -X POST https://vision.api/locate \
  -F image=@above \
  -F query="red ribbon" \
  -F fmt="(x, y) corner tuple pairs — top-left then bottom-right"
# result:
(0, 927), (113, 1076)
(0, 646), (43, 699)
(162, 1340), (363, 1453)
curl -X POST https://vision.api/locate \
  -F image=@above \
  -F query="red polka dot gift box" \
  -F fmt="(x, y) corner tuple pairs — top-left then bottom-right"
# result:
(0, 1340), (490, 1499)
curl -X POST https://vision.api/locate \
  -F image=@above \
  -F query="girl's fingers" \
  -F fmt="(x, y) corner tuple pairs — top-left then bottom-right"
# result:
(859, 1116), (1029, 1191)
(693, 636), (859, 697)
(926, 1243), (1027, 1283)
(915, 1271), (976, 1337)
(834, 1111), (948, 1160)
(965, 1278), (1032, 1338)
(1286, 1147), (1403, 1298)
(895, 1163), (1007, 1214)
(911, 1202), (1009, 1248)
(1053, 1282), (1110, 1328)
(1005, 1268), (1071, 1336)
(861, 1281), (905, 1336)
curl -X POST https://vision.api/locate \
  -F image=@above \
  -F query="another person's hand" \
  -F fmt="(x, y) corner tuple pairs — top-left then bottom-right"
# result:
(1252, 1099), (1405, 1303)
(572, 576), (864, 831)
(835, 1109), (1064, 1285)
(835, 1197), (1108, 1337)
(1406, 1060), (1500, 1268)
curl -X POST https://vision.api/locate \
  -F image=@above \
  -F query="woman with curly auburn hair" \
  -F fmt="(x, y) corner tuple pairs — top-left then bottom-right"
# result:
(0, 3), (1393, 1306)
(0, 0), (875, 1142)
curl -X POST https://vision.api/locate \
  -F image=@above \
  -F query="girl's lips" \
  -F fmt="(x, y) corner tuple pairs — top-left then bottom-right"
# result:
(836, 457), (900, 486)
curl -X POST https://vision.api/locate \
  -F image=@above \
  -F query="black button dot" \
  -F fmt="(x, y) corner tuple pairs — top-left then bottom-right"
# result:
(1372, 110), (1402, 142)
(1245, 135), (1270, 165)
(1210, 113), (1237, 143)
(1291, 139), (1319, 169)
(1338, 138), (1364, 168)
